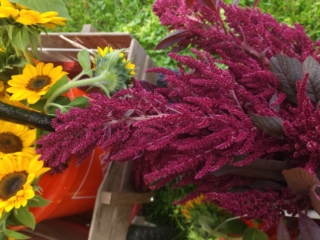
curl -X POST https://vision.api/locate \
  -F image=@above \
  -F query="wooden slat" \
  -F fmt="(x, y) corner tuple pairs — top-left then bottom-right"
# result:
(88, 162), (136, 240)
(142, 55), (158, 85)
(100, 191), (154, 205)
(40, 33), (133, 49)
(127, 38), (146, 80)
(81, 24), (99, 33)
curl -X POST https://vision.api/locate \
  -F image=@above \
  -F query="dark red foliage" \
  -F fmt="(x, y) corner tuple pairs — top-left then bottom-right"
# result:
(37, 0), (320, 228)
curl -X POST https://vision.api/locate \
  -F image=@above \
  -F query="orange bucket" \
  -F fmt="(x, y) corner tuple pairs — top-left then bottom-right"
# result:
(31, 147), (110, 222)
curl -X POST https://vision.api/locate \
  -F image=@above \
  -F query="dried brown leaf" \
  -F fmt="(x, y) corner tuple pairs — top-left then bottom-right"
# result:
(282, 167), (320, 195)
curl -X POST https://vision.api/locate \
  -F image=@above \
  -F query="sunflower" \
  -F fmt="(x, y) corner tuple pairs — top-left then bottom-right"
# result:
(16, 9), (67, 28)
(0, 6), (18, 19)
(96, 46), (135, 76)
(15, 9), (42, 25)
(124, 61), (136, 76)
(38, 12), (67, 29)
(0, 0), (19, 19)
(0, 0), (67, 28)
(181, 194), (205, 219)
(0, 0), (15, 8)
(97, 46), (116, 57)
(0, 153), (50, 214)
(0, 120), (36, 156)
(7, 62), (68, 104)
(0, 81), (28, 109)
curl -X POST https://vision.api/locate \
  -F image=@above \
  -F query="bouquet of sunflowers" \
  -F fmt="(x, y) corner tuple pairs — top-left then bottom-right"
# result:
(0, 0), (136, 239)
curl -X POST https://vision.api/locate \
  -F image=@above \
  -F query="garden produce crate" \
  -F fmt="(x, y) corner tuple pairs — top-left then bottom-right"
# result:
(35, 25), (155, 240)
(38, 24), (158, 85)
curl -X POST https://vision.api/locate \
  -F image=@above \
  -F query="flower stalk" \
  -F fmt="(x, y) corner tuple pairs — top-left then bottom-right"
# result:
(44, 69), (117, 113)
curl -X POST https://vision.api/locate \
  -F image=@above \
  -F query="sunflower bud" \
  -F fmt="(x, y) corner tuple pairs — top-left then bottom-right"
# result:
(93, 46), (136, 95)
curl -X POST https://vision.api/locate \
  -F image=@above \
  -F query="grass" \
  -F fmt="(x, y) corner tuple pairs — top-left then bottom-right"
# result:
(56, 0), (320, 69)
(56, 0), (174, 68)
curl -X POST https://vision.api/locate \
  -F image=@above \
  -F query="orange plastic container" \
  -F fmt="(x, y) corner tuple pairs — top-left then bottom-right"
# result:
(30, 147), (110, 222)
(30, 87), (141, 223)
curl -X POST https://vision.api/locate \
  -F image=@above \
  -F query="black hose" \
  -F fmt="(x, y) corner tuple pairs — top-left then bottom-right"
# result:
(0, 102), (54, 132)
(127, 224), (176, 240)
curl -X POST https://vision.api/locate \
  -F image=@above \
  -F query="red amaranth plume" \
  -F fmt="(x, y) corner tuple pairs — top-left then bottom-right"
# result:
(37, 0), (320, 228)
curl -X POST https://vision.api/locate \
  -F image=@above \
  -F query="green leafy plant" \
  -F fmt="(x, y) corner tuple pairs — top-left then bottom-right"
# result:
(54, 0), (176, 68)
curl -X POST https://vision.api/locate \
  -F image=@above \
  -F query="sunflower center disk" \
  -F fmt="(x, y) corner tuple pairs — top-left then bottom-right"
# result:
(0, 171), (28, 200)
(0, 132), (23, 153)
(28, 75), (51, 92)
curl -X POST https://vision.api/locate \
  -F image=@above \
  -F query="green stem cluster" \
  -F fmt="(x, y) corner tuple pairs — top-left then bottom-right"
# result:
(44, 69), (116, 113)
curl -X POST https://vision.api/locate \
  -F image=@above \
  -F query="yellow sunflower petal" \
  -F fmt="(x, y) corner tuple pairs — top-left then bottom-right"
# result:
(35, 62), (44, 75)
(26, 93), (41, 104)
(0, 200), (7, 208)
(20, 128), (36, 147)
(21, 147), (36, 156)
(20, 196), (27, 207)
(35, 167), (50, 178)
(24, 188), (35, 199)
(14, 197), (21, 209)
(1, 0), (14, 8)
(4, 201), (14, 212)
(23, 63), (38, 78)
(26, 173), (35, 184)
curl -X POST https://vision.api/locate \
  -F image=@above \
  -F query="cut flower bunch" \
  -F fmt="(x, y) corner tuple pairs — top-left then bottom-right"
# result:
(0, 0), (136, 239)
(35, 0), (320, 238)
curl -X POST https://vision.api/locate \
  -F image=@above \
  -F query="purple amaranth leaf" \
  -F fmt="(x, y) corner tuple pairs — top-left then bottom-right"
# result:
(277, 217), (291, 240)
(302, 56), (320, 103)
(269, 55), (304, 104)
(249, 113), (284, 139)
(282, 167), (320, 196)
(247, 179), (284, 191)
(135, 79), (158, 92)
(298, 211), (320, 240)
(309, 184), (320, 216)
(211, 158), (286, 182)
(155, 30), (191, 50)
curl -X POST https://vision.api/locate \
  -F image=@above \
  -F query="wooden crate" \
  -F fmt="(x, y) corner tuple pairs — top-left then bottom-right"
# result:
(38, 25), (155, 240)
(39, 24), (158, 85)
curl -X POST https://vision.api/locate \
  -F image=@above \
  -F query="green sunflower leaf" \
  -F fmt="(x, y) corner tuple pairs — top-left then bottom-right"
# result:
(78, 49), (93, 77)
(5, 229), (30, 239)
(47, 95), (71, 114)
(6, 229), (30, 239)
(28, 99), (47, 112)
(0, 211), (11, 225)
(13, 206), (36, 230)
(41, 75), (69, 100)
(11, 27), (29, 53)
(68, 96), (89, 109)
(10, 0), (71, 20)
(243, 227), (269, 240)
(27, 194), (51, 207)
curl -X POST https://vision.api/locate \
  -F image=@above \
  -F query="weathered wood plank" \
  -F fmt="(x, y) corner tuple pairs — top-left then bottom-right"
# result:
(100, 191), (154, 205)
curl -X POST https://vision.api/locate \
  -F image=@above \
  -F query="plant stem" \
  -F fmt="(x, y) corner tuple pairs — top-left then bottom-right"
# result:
(44, 70), (114, 112)
(24, 47), (34, 65)
(213, 215), (246, 233)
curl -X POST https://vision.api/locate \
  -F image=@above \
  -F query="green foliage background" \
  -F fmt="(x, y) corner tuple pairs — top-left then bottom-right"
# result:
(56, 0), (173, 68)
(56, 0), (320, 239)
(57, 0), (320, 69)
